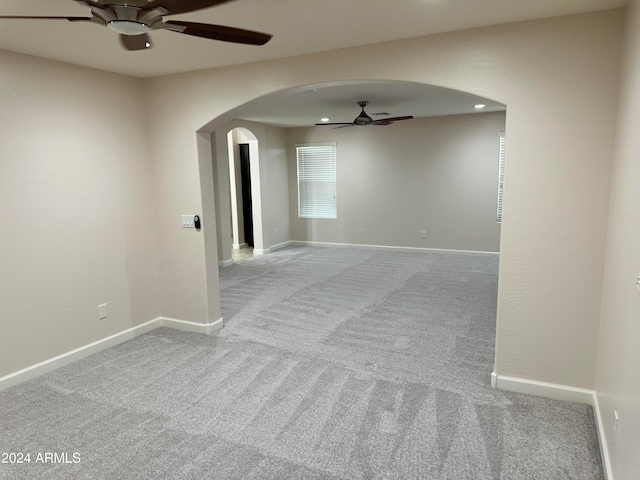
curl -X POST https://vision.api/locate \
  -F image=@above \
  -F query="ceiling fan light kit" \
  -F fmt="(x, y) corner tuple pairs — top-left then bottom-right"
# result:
(107, 20), (150, 35)
(0, 0), (272, 51)
(316, 101), (414, 129)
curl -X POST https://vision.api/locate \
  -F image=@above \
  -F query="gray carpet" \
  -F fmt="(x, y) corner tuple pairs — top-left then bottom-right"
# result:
(0, 246), (603, 479)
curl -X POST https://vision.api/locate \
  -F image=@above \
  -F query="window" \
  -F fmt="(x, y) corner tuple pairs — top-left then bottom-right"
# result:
(496, 132), (506, 223)
(296, 143), (337, 219)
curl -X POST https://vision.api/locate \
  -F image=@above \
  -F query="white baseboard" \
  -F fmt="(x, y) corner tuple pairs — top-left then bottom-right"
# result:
(232, 243), (247, 250)
(593, 392), (614, 480)
(160, 316), (224, 335)
(0, 316), (223, 392)
(270, 240), (292, 252)
(290, 240), (498, 256)
(491, 372), (594, 405)
(253, 247), (269, 255)
(492, 372), (613, 478)
(218, 259), (234, 268)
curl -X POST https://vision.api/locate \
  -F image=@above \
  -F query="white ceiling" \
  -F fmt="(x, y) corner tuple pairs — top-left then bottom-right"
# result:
(0, 0), (626, 127)
(0, 0), (627, 78)
(235, 81), (506, 128)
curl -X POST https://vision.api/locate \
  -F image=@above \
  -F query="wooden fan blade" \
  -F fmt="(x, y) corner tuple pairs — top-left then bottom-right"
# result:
(0, 15), (92, 21)
(120, 33), (153, 51)
(142, 0), (235, 15)
(334, 124), (355, 129)
(315, 122), (353, 126)
(165, 21), (271, 45)
(373, 116), (414, 124)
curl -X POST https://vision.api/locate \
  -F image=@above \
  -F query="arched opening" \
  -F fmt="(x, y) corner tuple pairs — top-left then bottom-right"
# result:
(198, 81), (506, 373)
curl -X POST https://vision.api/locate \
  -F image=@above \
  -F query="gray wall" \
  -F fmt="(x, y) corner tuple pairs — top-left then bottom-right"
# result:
(288, 112), (505, 252)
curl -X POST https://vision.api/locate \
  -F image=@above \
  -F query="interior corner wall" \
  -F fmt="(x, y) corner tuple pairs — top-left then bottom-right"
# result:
(211, 129), (232, 264)
(0, 50), (160, 377)
(287, 112), (504, 252)
(595, 0), (640, 477)
(264, 125), (291, 248)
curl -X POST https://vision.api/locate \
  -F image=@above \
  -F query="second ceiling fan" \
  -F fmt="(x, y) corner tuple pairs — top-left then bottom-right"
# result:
(316, 101), (414, 128)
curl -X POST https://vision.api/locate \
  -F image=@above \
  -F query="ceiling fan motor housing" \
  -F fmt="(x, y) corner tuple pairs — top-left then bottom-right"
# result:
(354, 101), (372, 125)
(354, 112), (373, 126)
(0, 0), (273, 51)
(94, 3), (165, 35)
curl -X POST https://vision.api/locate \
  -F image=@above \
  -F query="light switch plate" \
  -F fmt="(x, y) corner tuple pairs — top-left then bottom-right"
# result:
(182, 215), (195, 228)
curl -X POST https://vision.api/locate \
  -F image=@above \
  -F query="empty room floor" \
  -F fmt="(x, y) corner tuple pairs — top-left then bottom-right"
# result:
(0, 246), (603, 479)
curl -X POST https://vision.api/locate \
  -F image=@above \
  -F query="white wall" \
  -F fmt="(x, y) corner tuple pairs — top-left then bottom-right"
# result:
(0, 9), (625, 404)
(288, 112), (504, 252)
(144, 10), (622, 391)
(264, 125), (291, 248)
(0, 51), (160, 377)
(595, 0), (640, 477)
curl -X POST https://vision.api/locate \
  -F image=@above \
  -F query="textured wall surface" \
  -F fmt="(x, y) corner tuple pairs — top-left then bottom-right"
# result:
(0, 51), (160, 376)
(0, 9), (626, 398)
(288, 112), (505, 252)
(145, 10), (622, 389)
(595, 0), (640, 477)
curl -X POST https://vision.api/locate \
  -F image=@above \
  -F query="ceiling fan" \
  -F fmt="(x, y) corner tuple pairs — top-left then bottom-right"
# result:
(316, 101), (414, 128)
(0, 0), (272, 51)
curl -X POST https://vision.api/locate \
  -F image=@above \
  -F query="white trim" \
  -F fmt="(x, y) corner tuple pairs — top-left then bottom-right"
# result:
(593, 392), (614, 480)
(232, 243), (248, 250)
(0, 318), (158, 392)
(0, 316), (224, 392)
(291, 240), (498, 256)
(491, 372), (614, 475)
(253, 241), (292, 255)
(218, 259), (234, 268)
(160, 316), (224, 335)
(270, 240), (292, 252)
(492, 373), (593, 405)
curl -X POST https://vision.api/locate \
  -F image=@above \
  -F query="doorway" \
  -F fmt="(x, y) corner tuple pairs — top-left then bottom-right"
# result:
(239, 143), (254, 247)
(222, 126), (263, 265)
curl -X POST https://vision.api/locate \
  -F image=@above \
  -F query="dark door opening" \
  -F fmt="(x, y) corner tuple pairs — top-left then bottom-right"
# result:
(239, 143), (254, 247)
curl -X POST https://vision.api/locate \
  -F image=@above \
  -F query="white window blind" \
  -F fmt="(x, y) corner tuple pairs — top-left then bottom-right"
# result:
(296, 143), (337, 219)
(496, 133), (506, 223)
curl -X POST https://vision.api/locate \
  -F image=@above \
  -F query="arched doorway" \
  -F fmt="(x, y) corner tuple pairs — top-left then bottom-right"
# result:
(197, 80), (505, 351)
(206, 122), (270, 267)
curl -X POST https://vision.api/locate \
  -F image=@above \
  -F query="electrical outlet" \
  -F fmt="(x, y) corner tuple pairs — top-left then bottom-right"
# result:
(613, 411), (619, 443)
(274, 228), (278, 236)
(98, 303), (107, 320)
(359, 228), (364, 236)
(421, 230), (427, 239)
(636, 275), (640, 289)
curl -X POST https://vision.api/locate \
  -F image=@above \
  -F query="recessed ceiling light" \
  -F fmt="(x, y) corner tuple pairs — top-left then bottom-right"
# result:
(320, 118), (330, 122)
(474, 104), (486, 109)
